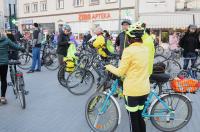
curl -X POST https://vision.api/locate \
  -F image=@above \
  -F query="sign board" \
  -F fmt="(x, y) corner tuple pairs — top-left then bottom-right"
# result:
(79, 12), (111, 21)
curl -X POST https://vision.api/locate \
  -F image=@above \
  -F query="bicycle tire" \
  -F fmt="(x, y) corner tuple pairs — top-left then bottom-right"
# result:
(57, 64), (69, 87)
(156, 46), (164, 55)
(194, 63), (200, 80)
(44, 53), (59, 71)
(66, 68), (95, 95)
(18, 53), (32, 70)
(16, 74), (26, 109)
(154, 54), (169, 66)
(85, 92), (119, 132)
(166, 59), (182, 79)
(150, 94), (192, 132)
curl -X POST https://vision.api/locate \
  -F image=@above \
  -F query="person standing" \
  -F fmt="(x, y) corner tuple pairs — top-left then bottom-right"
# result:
(179, 25), (200, 70)
(0, 29), (25, 104)
(27, 23), (43, 73)
(56, 24), (71, 65)
(169, 32), (179, 50)
(106, 24), (150, 132)
(115, 19), (132, 58)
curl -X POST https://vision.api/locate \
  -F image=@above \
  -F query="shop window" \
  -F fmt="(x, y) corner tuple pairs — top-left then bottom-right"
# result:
(74, 0), (84, 7)
(90, 0), (99, 5)
(176, 0), (200, 11)
(161, 31), (169, 43)
(40, 1), (47, 11)
(24, 4), (30, 13)
(57, 0), (64, 9)
(32, 2), (38, 12)
(106, 0), (117, 3)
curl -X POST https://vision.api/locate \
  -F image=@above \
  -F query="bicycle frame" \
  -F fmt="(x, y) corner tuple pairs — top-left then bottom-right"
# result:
(142, 89), (173, 118)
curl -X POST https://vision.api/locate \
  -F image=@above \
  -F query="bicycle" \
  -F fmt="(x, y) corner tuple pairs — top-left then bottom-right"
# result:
(85, 74), (192, 132)
(178, 57), (200, 80)
(154, 53), (182, 78)
(155, 45), (164, 55)
(18, 43), (59, 70)
(8, 60), (27, 109)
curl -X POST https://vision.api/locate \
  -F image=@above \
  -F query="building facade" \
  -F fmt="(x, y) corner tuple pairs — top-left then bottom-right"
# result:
(139, 0), (200, 43)
(0, 0), (4, 29)
(17, 0), (135, 38)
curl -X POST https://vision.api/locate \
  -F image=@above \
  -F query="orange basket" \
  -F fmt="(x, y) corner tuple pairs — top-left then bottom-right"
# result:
(170, 78), (200, 93)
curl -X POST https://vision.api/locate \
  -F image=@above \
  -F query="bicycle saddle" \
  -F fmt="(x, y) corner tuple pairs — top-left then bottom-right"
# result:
(150, 73), (170, 83)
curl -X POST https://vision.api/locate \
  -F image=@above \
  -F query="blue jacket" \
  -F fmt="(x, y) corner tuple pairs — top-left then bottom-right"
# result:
(0, 36), (22, 65)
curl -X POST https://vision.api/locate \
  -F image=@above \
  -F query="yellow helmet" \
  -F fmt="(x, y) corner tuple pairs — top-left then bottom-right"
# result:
(126, 22), (145, 38)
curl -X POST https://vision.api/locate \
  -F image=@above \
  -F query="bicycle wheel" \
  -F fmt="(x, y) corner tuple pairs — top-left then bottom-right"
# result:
(44, 53), (59, 71)
(57, 64), (69, 87)
(195, 63), (200, 80)
(150, 94), (192, 132)
(154, 54), (168, 66)
(166, 60), (182, 79)
(66, 68), (94, 95)
(18, 53), (32, 70)
(16, 74), (26, 109)
(156, 46), (164, 55)
(85, 92), (119, 132)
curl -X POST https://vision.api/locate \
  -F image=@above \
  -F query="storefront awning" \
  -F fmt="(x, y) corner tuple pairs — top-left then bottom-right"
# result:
(140, 14), (194, 29)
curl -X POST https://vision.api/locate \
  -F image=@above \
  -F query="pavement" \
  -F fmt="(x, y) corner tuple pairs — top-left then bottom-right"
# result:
(0, 67), (200, 132)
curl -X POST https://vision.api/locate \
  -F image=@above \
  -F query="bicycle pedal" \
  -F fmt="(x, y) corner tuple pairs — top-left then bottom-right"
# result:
(7, 82), (13, 87)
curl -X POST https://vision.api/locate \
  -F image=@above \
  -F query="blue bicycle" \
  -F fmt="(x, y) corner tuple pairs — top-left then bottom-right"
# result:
(85, 75), (192, 132)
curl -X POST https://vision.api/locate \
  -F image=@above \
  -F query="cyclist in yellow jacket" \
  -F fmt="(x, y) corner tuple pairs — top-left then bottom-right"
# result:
(140, 22), (155, 75)
(93, 27), (107, 58)
(105, 23), (150, 132)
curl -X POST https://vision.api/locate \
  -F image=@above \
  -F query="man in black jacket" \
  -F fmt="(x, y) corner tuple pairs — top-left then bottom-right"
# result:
(179, 25), (200, 70)
(56, 24), (71, 65)
(115, 19), (131, 58)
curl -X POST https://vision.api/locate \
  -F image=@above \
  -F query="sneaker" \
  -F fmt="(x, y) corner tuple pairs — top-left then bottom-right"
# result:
(35, 69), (41, 72)
(1, 97), (7, 104)
(27, 70), (34, 73)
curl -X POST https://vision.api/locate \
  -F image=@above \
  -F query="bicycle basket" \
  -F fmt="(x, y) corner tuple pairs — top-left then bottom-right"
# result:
(170, 78), (200, 93)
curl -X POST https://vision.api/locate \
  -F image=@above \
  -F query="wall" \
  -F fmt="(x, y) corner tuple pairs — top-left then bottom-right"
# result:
(0, 0), (4, 29)
(139, 0), (176, 13)
(17, 0), (135, 18)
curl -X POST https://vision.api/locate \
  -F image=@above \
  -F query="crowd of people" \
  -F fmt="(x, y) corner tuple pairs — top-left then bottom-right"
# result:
(1, 19), (200, 132)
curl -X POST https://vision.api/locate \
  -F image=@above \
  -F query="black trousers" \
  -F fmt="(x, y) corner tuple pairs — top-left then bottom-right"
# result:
(125, 95), (148, 132)
(0, 65), (8, 97)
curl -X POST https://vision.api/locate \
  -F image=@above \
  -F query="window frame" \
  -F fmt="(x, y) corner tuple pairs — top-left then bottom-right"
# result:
(40, 1), (47, 11)
(32, 2), (38, 13)
(89, 0), (100, 6)
(74, 0), (84, 7)
(24, 3), (30, 13)
(175, 0), (200, 11)
(57, 0), (64, 10)
(105, 0), (118, 4)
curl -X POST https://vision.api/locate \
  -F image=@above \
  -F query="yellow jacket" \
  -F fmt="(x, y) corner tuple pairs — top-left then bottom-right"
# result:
(93, 35), (107, 58)
(106, 42), (150, 96)
(142, 33), (155, 75)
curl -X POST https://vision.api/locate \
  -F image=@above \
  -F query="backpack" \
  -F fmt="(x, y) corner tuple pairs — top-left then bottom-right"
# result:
(103, 37), (115, 55)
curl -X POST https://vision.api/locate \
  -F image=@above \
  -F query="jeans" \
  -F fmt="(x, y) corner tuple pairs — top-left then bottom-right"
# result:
(0, 65), (8, 97)
(31, 47), (41, 71)
(183, 52), (197, 70)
